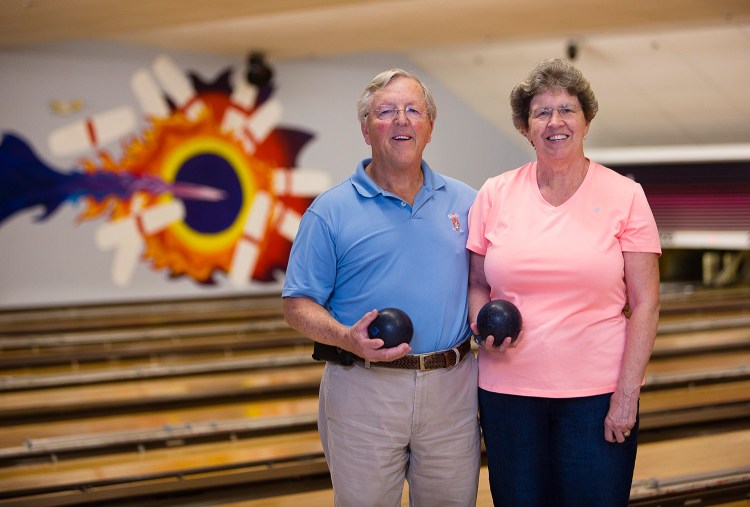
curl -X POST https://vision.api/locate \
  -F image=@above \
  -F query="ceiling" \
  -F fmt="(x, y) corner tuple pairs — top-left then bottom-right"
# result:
(2, 0), (750, 156)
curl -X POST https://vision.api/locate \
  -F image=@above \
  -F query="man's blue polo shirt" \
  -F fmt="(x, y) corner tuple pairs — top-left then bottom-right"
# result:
(282, 159), (477, 354)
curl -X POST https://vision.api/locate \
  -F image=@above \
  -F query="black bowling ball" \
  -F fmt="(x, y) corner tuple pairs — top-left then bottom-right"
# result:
(368, 308), (414, 348)
(476, 299), (522, 346)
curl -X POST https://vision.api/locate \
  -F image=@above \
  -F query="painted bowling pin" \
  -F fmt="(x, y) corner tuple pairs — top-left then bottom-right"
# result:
(48, 106), (137, 157)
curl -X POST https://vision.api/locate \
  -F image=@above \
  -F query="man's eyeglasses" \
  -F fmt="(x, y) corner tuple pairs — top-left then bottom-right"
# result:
(368, 106), (424, 121)
(530, 105), (581, 121)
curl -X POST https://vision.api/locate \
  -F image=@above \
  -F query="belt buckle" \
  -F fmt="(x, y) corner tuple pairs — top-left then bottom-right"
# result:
(452, 345), (461, 365)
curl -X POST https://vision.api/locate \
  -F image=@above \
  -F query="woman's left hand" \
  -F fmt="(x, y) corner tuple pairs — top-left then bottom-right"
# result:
(604, 387), (639, 443)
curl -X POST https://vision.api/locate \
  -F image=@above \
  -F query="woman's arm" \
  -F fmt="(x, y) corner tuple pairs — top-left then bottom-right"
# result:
(604, 251), (661, 443)
(468, 251), (514, 351)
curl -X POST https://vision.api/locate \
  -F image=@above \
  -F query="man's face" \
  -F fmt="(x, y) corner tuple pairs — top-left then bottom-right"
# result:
(361, 76), (434, 167)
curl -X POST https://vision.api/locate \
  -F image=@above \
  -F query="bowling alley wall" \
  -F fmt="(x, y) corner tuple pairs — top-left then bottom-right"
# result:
(0, 41), (529, 309)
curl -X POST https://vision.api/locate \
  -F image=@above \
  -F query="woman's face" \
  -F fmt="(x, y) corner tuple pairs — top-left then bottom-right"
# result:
(525, 88), (589, 160)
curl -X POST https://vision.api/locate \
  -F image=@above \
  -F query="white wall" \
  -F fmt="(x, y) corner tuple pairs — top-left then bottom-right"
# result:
(0, 42), (528, 309)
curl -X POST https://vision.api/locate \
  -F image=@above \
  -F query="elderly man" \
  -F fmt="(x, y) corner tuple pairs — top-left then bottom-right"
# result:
(282, 68), (479, 506)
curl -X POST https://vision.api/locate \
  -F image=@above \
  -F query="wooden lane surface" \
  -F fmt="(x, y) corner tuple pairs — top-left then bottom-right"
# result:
(0, 326), (744, 401)
(630, 429), (750, 503)
(0, 343), (314, 382)
(0, 289), (747, 498)
(1, 375), (747, 458)
(5, 338), (747, 414)
(640, 379), (750, 431)
(1, 284), (743, 333)
(658, 311), (750, 334)
(641, 379), (750, 413)
(2, 427), (747, 504)
(0, 295), (746, 379)
(2, 376), (742, 451)
(2, 311), (747, 381)
(652, 326), (750, 356)
(659, 285), (750, 310)
(2, 315), (747, 367)
(0, 314), (745, 413)
(0, 295), (283, 334)
(218, 477), (750, 507)
(0, 318), (298, 358)
(633, 429), (750, 481)
(0, 285), (745, 379)
(0, 430), (324, 494)
(645, 350), (750, 381)
(0, 297), (748, 502)
(0, 394), (320, 451)
(0, 377), (745, 447)
(202, 429), (750, 507)
(0, 371), (748, 501)
(2, 328), (746, 388)
(0, 285), (745, 340)
(0, 363), (324, 419)
(1, 347), (746, 418)
(1, 334), (748, 444)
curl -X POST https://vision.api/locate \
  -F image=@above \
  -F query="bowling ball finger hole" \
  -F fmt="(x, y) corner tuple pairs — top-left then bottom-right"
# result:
(367, 308), (414, 349)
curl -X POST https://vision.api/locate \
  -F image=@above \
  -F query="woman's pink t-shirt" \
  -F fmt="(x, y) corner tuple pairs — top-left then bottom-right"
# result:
(467, 160), (661, 397)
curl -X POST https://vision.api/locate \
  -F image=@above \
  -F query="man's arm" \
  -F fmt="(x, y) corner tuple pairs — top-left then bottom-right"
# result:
(283, 296), (411, 362)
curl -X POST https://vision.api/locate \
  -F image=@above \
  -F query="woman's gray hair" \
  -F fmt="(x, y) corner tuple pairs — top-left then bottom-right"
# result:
(356, 68), (437, 122)
(509, 58), (598, 134)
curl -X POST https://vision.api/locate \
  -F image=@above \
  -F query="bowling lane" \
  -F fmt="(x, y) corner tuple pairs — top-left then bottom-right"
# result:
(0, 395), (319, 451)
(1, 288), (748, 506)
(6, 345), (743, 422)
(0, 294), (283, 334)
(641, 379), (750, 413)
(659, 285), (750, 313)
(631, 428), (750, 501)
(0, 343), (312, 379)
(210, 429), (750, 506)
(652, 326), (750, 356)
(0, 363), (323, 419)
(657, 310), (750, 333)
(3, 374), (746, 467)
(0, 317), (295, 355)
(645, 350), (750, 380)
(0, 430), (324, 494)
(0, 283), (741, 336)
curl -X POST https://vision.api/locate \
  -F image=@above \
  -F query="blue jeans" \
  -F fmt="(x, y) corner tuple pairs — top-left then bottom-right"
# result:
(478, 389), (638, 507)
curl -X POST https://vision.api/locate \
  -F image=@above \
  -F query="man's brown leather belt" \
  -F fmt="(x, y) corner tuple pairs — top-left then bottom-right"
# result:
(356, 339), (472, 371)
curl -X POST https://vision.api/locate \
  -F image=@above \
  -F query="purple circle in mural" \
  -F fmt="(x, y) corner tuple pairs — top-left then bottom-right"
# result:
(175, 153), (243, 234)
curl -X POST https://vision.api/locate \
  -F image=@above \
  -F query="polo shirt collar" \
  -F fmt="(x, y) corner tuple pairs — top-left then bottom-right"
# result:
(351, 158), (446, 198)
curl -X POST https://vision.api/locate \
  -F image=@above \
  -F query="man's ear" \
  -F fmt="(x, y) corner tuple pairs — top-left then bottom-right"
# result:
(361, 120), (371, 146)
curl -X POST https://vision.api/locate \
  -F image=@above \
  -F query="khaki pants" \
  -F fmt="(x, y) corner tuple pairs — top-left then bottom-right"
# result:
(319, 353), (480, 507)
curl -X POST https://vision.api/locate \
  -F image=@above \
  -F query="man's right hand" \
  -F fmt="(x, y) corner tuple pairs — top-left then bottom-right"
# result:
(347, 309), (412, 362)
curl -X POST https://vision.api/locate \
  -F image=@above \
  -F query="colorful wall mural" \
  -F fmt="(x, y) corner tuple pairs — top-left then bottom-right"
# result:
(0, 54), (330, 289)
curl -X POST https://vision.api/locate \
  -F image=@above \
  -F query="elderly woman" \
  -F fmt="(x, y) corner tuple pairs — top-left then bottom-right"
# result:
(467, 58), (661, 506)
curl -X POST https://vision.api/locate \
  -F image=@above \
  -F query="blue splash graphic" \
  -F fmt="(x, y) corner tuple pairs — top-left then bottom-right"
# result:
(0, 133), (222, 226)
